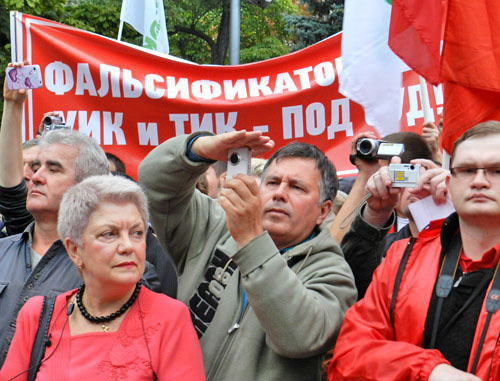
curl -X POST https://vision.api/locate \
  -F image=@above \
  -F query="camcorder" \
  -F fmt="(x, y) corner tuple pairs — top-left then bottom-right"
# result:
(388, 163), (421, 188)
(356, 138), (405, 160)
(226, 147), (251, 180)
(43, 116), (72, 132)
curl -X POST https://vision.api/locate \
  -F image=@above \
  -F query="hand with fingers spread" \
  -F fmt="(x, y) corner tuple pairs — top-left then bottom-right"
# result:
(218, 174), (263, 249)
(191, 130), (274, 162)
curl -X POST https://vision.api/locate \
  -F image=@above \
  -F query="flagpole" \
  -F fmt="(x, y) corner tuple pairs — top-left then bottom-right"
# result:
(117, 20), (124, 41)
(229, 0), (240, 64)
(418, 75), (432, 122)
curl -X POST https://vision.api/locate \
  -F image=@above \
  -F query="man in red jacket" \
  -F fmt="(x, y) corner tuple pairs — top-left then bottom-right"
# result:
(329, 121), (500, 381)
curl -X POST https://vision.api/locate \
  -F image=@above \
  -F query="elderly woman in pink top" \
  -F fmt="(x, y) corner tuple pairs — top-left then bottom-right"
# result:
(0, 175), (205, 380)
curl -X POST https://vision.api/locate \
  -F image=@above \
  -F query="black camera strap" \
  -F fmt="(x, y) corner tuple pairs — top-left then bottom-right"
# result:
(428, 233), (500, 375)
(428, 233), (461, 349)
(470, 262), (500, 375)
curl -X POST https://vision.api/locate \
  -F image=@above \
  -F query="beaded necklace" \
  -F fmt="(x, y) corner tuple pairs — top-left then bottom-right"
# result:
(76, 282), (141, 332)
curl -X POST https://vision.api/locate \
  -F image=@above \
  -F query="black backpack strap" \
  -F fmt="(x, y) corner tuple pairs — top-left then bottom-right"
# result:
(389, 237), (416, 326)
(28, 295), (56, 381)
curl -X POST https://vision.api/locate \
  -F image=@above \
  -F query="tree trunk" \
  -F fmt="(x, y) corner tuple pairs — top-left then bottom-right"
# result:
(211, 0), (231, 64)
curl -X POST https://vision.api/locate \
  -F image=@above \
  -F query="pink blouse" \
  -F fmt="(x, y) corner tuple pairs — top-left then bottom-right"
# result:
(0, 287), (205, 380)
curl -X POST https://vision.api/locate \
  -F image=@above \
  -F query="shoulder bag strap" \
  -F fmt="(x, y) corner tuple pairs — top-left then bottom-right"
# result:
(28, 295), (56, 381)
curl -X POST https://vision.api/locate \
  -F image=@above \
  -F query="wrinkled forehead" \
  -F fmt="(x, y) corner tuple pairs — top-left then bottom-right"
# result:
(265, 157), (321, 184)
(36, 143), (78, 165)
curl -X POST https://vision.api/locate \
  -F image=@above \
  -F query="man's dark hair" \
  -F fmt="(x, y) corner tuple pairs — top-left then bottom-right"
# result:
(262, 142), (338, 204)
(105, 152), (126, 173)
(451, 120), (500, 166)
(383, 132), (433, 163)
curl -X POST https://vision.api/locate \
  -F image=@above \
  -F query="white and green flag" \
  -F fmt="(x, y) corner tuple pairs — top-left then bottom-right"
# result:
(339, 0), (404, 137)
(119, 0), (169, 54)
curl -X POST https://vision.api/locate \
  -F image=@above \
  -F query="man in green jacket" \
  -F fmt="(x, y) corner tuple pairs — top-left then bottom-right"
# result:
(138, 130), (357, 381)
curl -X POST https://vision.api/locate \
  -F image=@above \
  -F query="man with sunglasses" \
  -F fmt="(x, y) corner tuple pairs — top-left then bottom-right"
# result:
(329, 121), (500, 381)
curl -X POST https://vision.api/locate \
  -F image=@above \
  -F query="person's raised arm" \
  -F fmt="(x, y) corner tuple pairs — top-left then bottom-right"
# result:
(138, 130), (274, 269)
(0, 62), (28, 187)
(330, 132), (380, 243)
(361, 156), (403, 227)
(191, 130), (274, 161)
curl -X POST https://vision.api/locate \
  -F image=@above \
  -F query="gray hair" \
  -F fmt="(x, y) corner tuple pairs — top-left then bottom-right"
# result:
(57, 175), (149, 247)
(22, 138), (40, 150)
(39, 130), (109, 182)
(250, 158), (267, 178)
(262, 142), (338, 204)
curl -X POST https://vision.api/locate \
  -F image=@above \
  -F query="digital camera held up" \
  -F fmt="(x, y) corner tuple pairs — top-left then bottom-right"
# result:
(43, 116), (71, 132)
(356, 138), (405, 160)
(388, 163), (421, 188)
(226, 147), (251, 180)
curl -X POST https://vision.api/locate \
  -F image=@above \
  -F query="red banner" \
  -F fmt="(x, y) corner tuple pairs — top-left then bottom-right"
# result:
(11, 12), (444, 179)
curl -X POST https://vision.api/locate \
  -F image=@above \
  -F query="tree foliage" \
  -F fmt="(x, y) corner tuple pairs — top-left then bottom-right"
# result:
(284, 0), (344, 51)
(168, 0), (297, 64)
(0, 0), (300, 110)
(0, 0), (67, 112)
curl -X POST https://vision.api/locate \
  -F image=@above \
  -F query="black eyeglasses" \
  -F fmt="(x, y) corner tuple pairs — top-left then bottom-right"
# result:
(450, 167), (500, 181)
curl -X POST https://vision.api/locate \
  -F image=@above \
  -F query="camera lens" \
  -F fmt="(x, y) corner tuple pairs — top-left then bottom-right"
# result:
(229, 153), (240, 165)
(43, 116), (54, 127)
(409, 165), (415, 170)
(357, 139), (377, 156)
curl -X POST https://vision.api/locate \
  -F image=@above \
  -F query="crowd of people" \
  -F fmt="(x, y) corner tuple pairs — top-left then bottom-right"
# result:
(0, 60), (499, 381)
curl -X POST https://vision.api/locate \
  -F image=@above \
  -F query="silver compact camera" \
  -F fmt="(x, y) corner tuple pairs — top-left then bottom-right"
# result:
(356, 138), (405, 160)
(388, 163), (421, 188)
(226, 147), (251, 180)
(43, 116), (71, 132)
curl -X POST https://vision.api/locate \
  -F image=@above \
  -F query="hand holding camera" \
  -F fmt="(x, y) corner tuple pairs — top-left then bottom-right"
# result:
(355, 138), (405, 161)
(226, 147), (251, 180)
(6, 64), (42, 90)
(365, 157), (406, 217)
(42, 115), (71, 132)
(191, 130), (274, 162)
(388, 163), (421, 188)
(37, 112), (71, 136)
(218, 145), (263, 249)
(3, 62), (36, 106)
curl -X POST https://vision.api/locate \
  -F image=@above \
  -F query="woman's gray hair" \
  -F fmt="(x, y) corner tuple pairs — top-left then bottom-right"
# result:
(39, 130), (110, 182)
(57, 175), (149, 247)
